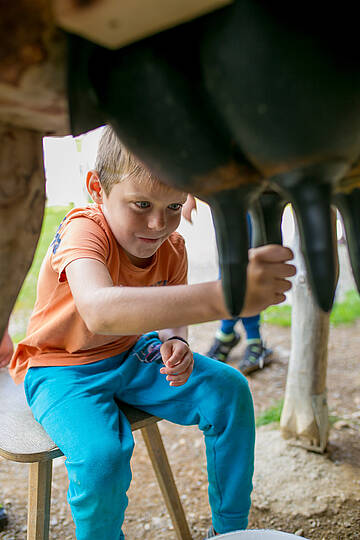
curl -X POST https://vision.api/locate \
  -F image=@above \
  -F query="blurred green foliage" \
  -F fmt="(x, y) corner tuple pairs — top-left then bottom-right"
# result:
(263, 290), (360, 327)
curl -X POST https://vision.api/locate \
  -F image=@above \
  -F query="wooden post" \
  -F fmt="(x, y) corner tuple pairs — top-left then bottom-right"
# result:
(0, 125), (45, 339)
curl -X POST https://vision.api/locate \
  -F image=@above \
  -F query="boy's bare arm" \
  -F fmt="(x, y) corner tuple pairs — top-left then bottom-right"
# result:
(66, 259), (227, 334)
(66, 244), (295, 336)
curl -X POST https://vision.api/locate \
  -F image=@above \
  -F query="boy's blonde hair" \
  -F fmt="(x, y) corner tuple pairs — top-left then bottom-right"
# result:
(95, 125), (157, 195)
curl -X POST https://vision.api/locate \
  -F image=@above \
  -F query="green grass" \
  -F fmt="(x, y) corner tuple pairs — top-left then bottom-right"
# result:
(11, 205), (71, 343)
(262, 289), (360, 327)
(256, 399), (284, 427)
(329, 414), (341, 426)
(330, 290), (360, 325)
(255, 400), (343, 428)
(262, 305), (292, 327)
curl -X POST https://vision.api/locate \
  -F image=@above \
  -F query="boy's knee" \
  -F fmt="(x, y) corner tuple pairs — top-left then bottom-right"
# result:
(212, 361), (250, 395)
(229, 368), (251, 394)
(74, 438), (133, 492)
(222, 368), (253, 410)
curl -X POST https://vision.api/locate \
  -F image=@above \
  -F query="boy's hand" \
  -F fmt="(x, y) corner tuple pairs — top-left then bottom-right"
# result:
(241, 245), (296, 317)
(159, 339), (194, 387)
(181, 194), (197, 224)
(0, 327), (13, 367)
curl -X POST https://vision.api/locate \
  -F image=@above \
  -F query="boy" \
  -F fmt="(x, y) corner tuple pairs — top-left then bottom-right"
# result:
(10, 126), (295, 539)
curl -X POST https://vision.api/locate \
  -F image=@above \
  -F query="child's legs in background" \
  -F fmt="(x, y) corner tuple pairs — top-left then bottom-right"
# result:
(24, 356), (133, 540)
(241, 314), (261, 340)
(120, 342), (255, 534)
(220, 318), (238, 335)
(220, 314), (260, 340)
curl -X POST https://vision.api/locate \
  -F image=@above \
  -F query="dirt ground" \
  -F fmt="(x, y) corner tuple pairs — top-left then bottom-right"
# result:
(1, 319), (359, 539)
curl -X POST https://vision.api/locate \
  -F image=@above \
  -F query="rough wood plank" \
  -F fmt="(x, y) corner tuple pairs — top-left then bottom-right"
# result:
(54, 0), (233, 49)
(141, 423), (192, 540)
(0, 3), (68, 134)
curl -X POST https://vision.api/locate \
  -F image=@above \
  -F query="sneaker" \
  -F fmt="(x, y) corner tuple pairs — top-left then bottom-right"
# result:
(0, 504), (8, 532)
(204, 525), (217, 538)
(206, 332), (241, 363)
(238, 340), (273, 375)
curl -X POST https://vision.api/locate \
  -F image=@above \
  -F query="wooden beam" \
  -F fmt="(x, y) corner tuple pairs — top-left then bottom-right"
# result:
(54, 0), (233, 49)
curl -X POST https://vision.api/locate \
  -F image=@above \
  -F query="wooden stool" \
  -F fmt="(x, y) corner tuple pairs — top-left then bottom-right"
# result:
(0, 371), (191, 540)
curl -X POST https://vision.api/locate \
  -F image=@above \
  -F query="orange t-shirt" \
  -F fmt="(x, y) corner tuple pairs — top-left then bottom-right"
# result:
(10, 204), (188, 384)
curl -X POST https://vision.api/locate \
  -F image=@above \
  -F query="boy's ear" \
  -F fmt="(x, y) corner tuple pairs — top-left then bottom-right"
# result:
(86, 171), (103, 203)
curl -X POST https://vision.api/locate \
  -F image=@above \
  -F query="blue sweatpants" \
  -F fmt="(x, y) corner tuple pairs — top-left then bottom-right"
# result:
(24, 334), (255, 539)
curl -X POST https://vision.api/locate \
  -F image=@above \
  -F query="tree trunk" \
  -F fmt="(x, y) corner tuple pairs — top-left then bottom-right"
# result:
(0, 124), (45, 339)
(280, 217), (332, 453)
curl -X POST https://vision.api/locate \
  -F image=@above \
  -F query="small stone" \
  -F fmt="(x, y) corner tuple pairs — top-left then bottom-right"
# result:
(194, 438), (202, 448)
(294, 529), (304, 536)
(144, 523), (150, 530)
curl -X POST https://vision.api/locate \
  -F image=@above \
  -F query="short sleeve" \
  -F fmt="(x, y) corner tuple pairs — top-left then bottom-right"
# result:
(51, 216), (110, 282)
(167, 234), (188, 286)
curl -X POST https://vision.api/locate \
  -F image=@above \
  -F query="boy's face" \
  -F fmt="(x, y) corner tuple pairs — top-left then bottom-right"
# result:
(89, 174), (187, 267)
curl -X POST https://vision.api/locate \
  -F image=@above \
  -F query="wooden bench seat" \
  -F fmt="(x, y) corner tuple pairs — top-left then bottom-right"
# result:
(0, 370), (191, 539)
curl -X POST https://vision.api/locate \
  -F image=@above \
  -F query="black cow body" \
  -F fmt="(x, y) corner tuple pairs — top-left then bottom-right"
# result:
(67, 0), (360, 314)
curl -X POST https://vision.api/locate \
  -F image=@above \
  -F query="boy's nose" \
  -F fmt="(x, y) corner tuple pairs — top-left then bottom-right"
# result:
(148, 212), (166, 231)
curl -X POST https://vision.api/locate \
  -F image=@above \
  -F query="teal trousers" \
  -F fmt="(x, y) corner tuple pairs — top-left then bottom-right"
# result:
(25, 334), (255, 539)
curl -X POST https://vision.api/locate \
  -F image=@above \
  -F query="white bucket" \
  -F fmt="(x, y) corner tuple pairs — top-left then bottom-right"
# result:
(216, 531), (308, 540)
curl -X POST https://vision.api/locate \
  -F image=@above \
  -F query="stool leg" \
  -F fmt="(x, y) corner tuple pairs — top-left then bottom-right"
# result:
(141, 423), (192, 540)
(27, 460), (52, 540)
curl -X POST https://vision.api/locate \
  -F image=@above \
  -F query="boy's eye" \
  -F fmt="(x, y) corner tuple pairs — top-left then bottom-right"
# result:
(134, 201), (151, 209)
(168, 203), (182, 211)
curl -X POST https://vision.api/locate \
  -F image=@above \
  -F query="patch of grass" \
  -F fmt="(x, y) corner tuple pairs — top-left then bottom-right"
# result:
(263, 289), (360, 327)
(330, 290), (360, 326)
(329, 414), (341, 426)
(11, 205), (71, 342)
(256, 399), (284, 427)
(262, 305), (292, 327)
(256, 401), (342, 429)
